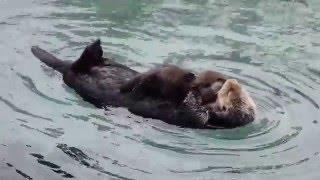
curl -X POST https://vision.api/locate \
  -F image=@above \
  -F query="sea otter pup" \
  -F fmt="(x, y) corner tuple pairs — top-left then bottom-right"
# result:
(120, 65), (195, 105)
(207, 79), (257, 127)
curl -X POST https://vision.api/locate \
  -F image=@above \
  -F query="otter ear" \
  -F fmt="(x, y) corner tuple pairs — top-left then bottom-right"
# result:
(183, 72), (195, 82)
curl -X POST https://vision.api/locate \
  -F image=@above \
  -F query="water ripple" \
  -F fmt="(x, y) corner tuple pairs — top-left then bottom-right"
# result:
(0, 96), (52, 121)
(17, 73), (71, 106)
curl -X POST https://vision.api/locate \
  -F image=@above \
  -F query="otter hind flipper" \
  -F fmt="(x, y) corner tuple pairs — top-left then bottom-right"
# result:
(31, 46), (71, 74)
(80, 39), (103, 61)
(71, 39), (104, 73)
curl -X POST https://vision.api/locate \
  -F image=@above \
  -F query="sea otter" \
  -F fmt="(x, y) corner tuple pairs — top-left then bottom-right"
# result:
(31, 39), (254, 129)
(120, 65), (195, 105)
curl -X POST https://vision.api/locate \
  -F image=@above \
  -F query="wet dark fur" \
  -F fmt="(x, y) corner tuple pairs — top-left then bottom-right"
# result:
(31, 39), (254, 129)
(120, 65), (195, 105)
(32, 40), (208, 128)
(196, 81), (224, 105)
(192, 71), (228, 105)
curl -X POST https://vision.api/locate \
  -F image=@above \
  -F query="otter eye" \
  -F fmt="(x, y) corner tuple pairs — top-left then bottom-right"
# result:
(204, 83), (211, 88)
(222, 106), (227, 111)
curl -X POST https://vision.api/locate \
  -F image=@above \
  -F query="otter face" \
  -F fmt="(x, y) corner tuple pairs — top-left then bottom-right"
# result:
(215, 79), (256, 115)
(216, 79), (242, 111)
(206, 79), (257, 126)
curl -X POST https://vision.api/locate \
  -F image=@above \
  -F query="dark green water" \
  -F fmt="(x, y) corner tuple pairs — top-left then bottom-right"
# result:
(1, 0), (320, 179)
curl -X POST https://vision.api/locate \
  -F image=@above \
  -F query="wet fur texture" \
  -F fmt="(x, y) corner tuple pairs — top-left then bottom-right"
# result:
(120, 65), (195, 105)
(192, 70), (227, 105)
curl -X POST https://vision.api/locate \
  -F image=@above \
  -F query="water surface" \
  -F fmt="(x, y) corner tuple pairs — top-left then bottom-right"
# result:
(1, 0), (320, 179)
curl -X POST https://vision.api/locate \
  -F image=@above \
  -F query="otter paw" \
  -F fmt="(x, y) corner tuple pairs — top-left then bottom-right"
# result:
(182, 91), (209, 127)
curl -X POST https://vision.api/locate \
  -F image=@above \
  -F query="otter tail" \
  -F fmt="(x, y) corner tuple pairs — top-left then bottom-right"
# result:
(31, 46), (72, 74)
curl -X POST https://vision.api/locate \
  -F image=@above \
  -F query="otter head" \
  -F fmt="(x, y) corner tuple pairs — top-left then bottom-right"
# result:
(206, 79), (257, 128)
(216, 79), (242, 111)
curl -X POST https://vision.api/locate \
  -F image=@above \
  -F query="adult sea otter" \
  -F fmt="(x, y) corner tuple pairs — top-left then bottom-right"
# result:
(31, 39), (255, 129)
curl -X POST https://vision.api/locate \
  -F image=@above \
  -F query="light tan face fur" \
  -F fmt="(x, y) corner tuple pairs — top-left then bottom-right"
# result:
(206, 79), (256, 115)
(217, 79), (241, 110)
